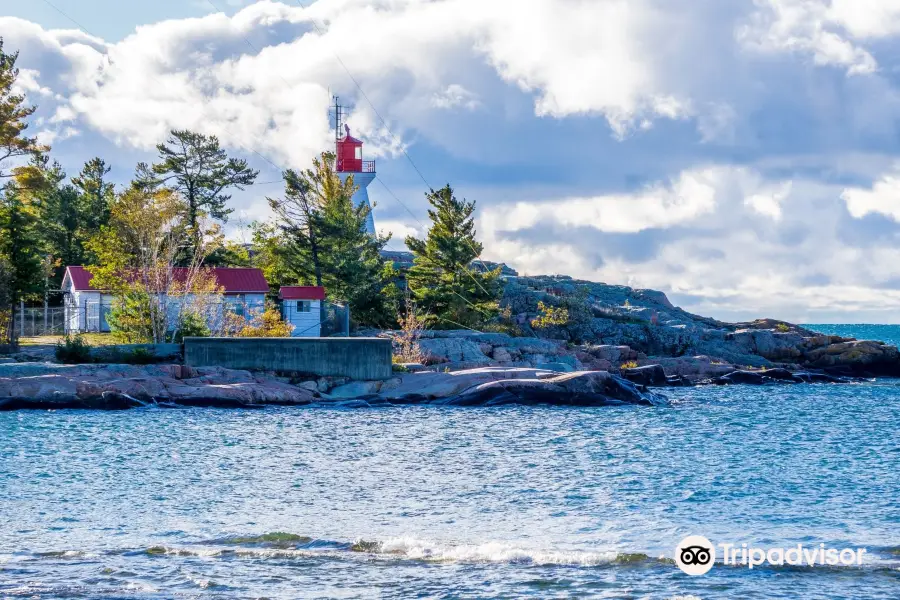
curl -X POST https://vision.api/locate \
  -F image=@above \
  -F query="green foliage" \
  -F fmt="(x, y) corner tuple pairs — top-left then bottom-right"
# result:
(0, 39), (48, 181)
(121, 347), (159, 365)
(405, 184), (500, 329)
(55, 334), (93, 364)
(175, 310), (211, 342)
(0, 183), (44, 303)
(205, 239), (251, 268)
(248, 221), (293, 292)
(105, 290), (155, 344)
(483, 305), (526, 337)
(775, 323), (790, 333)
(71, 157), (114, 235)
(268, 153), (398, 327)
(135, 129), (258, 232)
(531, 301), (570, 329)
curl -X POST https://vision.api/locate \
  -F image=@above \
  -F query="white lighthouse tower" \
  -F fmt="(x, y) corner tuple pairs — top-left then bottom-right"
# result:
(334, 100), (376, 235)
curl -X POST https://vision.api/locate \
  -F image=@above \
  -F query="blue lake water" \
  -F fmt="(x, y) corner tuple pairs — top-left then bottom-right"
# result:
(1, 325), (899, 598)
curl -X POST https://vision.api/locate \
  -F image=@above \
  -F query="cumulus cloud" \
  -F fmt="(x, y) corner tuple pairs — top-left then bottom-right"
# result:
(738, 0), (900, 74)
(6, 0), (900, 321)
(842, 166), (900, 222)
(479, 167), (900, 322)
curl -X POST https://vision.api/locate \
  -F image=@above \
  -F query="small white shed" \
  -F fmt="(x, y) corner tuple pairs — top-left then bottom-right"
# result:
(279, 286), (325, 338)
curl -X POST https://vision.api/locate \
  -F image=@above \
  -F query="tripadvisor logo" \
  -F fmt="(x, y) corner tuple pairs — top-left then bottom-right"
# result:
(674, 535), (715, 575)
(674, 535), (868, 575)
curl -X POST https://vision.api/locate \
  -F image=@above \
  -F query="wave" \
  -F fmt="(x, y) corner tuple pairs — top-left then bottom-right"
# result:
(23, 534), (900, 573)
(136, 533), (657, 567)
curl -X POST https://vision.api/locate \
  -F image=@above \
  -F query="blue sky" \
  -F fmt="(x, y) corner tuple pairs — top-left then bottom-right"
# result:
(4, 0), (900, 323)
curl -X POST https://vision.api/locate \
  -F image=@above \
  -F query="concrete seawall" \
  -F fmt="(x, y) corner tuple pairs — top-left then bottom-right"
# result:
(184, 337), (393, 380)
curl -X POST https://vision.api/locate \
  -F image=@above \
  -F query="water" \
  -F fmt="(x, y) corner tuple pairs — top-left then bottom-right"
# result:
(1, 326), (899, 599)
(806, 323), (900, 348)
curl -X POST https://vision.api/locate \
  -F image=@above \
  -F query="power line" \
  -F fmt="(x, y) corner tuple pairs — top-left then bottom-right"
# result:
(292, 0), (432, 190)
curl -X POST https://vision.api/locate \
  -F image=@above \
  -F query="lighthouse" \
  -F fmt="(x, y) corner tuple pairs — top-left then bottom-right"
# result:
(334, 100), (376, 236)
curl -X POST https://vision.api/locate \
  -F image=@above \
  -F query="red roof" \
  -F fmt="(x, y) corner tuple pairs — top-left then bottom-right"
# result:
(279, 286), (326, 300)
(64, 266), (269, 294)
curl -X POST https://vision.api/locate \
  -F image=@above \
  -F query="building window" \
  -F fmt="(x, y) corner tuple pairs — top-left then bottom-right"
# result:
(297, 301), (311, 313)
(354, 146), (362, 160)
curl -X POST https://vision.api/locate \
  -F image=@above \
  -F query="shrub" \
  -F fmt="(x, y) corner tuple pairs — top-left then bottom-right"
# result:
(620, 360), (639, 370)
(55, 335), (93, 364)
(775, 323), (790, 333)
(123, 347), (160, 365)
(531, 301), (569, 329)
(225, 303), (294, 338)
(175, 310), (211, 342)
(483, 306), (526, 337)
(394, 301), (426, 364)
(106, 291), (155, 344)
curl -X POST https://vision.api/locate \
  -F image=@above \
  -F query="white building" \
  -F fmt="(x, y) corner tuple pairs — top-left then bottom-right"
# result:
(61, 266), (269, 334)
(279, 286), (325, 337)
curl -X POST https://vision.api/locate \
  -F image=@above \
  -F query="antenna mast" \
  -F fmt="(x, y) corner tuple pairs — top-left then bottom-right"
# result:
(333, 95), (342, 150)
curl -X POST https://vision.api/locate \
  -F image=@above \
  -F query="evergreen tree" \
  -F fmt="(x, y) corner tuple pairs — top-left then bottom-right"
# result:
(0, 183), (45, 306)
(0, 39), (47, 182)
(317, 168), (399, 327)
(71, 157), (114, 233)
(42, 183), (82, 268)
(405, 184), (500, 329)
(0, 40), (50, 344)
(268, 152), (398, 327)
(135, 130), (258, 244)
(248, 221), (293, 293)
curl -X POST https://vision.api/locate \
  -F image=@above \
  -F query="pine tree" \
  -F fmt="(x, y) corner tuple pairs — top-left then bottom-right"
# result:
(71, 157), (114, 234)
(0, 183), (44, 305)
(268, 152), (398, 327)
(405, 184), (500, 329)
(0, 39), (47, 182)
(135, 129), (258, 253)
(0, 40), (49, 344)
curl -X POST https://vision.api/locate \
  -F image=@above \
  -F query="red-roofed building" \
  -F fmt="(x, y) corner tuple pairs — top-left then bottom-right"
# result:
(61, 266), (270, 333)
(279, 286), (326, 337)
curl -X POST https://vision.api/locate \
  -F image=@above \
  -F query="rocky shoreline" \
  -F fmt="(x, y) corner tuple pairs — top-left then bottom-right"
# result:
(2, 276), (896, 411)
(0, 359), (867, 411)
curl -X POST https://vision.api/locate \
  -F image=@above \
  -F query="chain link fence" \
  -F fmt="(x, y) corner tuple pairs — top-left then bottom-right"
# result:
(14, 306), (67, 337)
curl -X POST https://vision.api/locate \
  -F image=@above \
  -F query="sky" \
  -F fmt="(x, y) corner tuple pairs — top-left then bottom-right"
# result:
(3, 0), (900, 323)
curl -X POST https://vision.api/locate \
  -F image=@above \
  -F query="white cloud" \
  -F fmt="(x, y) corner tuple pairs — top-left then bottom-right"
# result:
(745, 181), (792, 220)
(740, 0), (877, 74)
(842, 166), (900, 221)
(0, 0), (704, 170)
(479, 167), (900, 322)
(431, 84), (481, 110)
(473, 0), (692, 132)
(828, 0), (900, 39)
(482, 168), (721, 235)
(7, 1), (900, 321)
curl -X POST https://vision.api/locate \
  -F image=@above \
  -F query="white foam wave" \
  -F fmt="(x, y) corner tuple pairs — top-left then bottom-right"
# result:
(372, 537), (624, 566)
(146, 538), (649, 567)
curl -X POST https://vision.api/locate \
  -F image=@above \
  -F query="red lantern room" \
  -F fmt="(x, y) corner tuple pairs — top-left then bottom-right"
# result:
(335, 122), (375, 173)
(336, 124), (363, 172)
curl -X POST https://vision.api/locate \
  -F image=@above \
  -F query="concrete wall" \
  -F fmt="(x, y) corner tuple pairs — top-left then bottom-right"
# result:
(184, 337), (392, 380)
